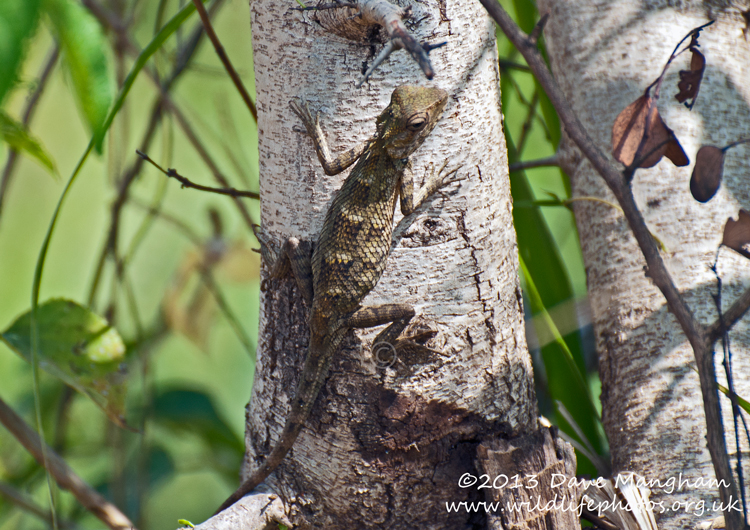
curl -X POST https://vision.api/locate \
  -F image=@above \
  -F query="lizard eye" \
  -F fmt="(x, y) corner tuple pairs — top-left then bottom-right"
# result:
(407, 114), (428, 131)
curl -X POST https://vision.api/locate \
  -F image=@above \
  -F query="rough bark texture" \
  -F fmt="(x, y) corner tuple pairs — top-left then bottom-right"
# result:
(477, 426), (581, 530)
(538, 1), (750, 528)
(223, 0), (537, 527)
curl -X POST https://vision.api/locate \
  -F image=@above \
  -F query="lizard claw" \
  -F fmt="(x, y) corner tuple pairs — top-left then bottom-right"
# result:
(255, 228), (279, 267)
(290, 98), (320, 138)
(426, 160), (465, 189)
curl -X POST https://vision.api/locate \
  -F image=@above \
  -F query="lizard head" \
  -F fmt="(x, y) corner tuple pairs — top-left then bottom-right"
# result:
(376, 86), (448, 159)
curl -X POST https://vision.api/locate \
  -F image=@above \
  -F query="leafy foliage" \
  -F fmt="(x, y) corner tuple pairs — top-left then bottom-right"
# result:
(499, 0), (605, 477)
(0, 110), (57, 175)
(0, 1), (255, 527)
(1, 299), (129, 428)
(0, 0), (41, 105)
(44, 0), (114, 152)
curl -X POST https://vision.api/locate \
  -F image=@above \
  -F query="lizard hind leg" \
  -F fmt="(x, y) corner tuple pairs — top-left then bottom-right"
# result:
(261, 236), (314, 306)
(345, 304), (437, 367)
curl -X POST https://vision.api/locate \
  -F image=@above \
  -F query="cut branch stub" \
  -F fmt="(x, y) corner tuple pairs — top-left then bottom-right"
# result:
(675, 47), (706, 109)
(690, 145), (724, 202)
(612, 94), (688, 169)
(307, 0), (444, 86)
(722, 209), (750, 260)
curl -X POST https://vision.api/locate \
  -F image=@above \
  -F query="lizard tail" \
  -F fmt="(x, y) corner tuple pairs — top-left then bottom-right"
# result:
(214, 418), (306, 513)
(214, 330), (346, 514)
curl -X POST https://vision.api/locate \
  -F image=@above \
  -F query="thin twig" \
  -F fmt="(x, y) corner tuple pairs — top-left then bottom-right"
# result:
(502, 67), (550, 139)
(159, 97), (260, 237)
(528, 12), (549, 46)
(137, 150), (259, 199)
(508, 154), (559, 172)
(191, 0), (257, 121)
(708, 285), (750, 344)
(711, 263), (748, 519)
(478, 4), (744, 528)
(722, 138), (750, 152)
(498, 59), (531, 72)
(81, 0), (131, 36)
(87, 5), (217, 308)
(0, 46), (60, 223)
(516, 90), (539, 155)
(353, 1), (445, 86)
(0, 397), (136, 530)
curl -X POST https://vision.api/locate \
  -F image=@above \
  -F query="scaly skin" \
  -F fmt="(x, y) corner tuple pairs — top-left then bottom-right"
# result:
(217, 85), (458, 513)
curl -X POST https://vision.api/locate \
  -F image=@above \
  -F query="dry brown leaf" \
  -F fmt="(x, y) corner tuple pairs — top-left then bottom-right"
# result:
(723, 209), (750, 260)
(664, 125), (689, 167)
(612, 96), (663, 168)
(161, 240), (259, 352)
(676, 48), (706, 109)
(612, 95), (687, 168)
(690, 145), (724, 202)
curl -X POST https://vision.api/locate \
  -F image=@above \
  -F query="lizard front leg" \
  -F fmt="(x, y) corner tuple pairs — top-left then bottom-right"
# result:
(399, 159), (463, 216)
(290, 98), (370, 176)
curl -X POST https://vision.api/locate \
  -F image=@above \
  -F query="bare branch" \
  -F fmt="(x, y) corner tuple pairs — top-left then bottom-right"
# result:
(190, 0), (258, 121)
(354, 0), (445, 86)
(528, 12), (549, 46)
(137, 150), (259, 199)
(497, 59), (531, 72)
(516, 90), (539, 154)
(0, 397), (135, 530)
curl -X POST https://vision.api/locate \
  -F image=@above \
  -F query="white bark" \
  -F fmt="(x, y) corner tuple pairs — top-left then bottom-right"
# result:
(202, 0), (537, 527)
(538, 1), (750, 528)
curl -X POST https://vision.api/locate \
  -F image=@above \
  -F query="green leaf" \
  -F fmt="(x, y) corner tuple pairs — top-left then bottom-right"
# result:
(0, 110), (57, 176)
(44, 0), (113, 152)
(1, 299), (130, 429)
(152, 388), (243, 479)
(92, 1), (201, 150)
(0, 0), (41, 104)
(153, 388), (242, 453)
(510, 0), (537, 34)
(717, 382), (750, 414)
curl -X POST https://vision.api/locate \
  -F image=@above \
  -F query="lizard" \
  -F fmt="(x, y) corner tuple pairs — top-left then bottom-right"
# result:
(216, 85), (460, 513)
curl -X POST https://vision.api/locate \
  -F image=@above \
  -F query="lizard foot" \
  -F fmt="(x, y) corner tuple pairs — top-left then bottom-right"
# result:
(372, 326), (440, 369)
(289, 98), (322, 140)
(424, 160), (465, 200)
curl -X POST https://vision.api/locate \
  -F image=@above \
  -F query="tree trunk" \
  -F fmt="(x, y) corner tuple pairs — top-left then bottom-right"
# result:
(538, 1), (750, 528)
(197, 0), (547, 527)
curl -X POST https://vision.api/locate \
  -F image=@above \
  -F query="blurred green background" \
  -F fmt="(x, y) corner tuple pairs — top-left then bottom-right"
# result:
(0, 0), (605, 528)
